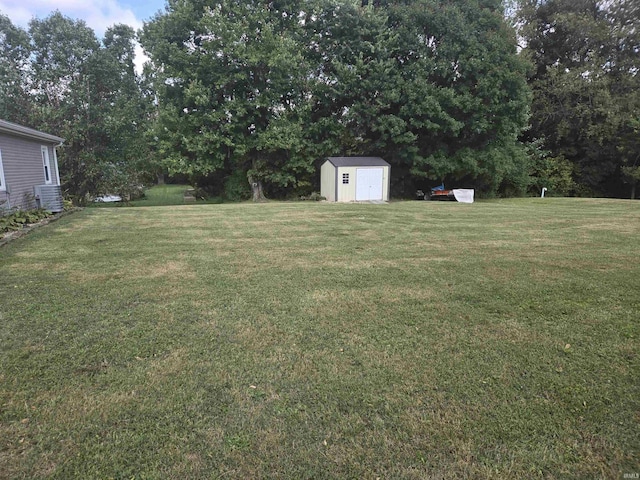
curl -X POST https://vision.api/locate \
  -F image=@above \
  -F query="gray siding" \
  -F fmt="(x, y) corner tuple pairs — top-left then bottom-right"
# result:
(0, 132), (61, 212)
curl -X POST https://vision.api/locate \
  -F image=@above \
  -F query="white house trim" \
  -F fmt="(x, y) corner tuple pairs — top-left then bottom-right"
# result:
(41, 146), (52, 185)
(53, 145), (61, 186)
(0, 119), (64, 144)
(0, 149), (6, 191)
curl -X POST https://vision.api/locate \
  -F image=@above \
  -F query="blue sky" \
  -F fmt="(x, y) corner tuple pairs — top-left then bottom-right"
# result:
(120, 0), (166, 21)
(0, 0), (167, 71)
(0, 0), (167, 37)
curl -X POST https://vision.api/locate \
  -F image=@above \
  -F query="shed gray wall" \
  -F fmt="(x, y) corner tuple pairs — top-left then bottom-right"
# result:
(0, 132), (60, 211)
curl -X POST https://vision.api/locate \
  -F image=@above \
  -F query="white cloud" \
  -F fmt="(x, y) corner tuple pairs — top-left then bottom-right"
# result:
(1, 0), (141, 35)
(0, 0), (149, 72)
(0, 1), (33, 26)
(134, 43), (149, 75)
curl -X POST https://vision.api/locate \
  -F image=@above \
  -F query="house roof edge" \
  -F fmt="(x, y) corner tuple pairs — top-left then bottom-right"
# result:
(0, 119), (65, 144)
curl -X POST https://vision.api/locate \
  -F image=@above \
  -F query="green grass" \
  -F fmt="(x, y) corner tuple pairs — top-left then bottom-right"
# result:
(130, 183), (191, 206)
(91, 184), (222, 208)
(1, 199), (638, 479)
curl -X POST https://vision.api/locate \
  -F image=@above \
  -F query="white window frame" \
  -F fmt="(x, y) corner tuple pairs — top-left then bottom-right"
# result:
(41, 146), (52, 185)
(0, 149), (6, 192)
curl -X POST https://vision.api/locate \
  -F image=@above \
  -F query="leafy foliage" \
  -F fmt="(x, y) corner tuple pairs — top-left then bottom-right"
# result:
(0, 208), (53, 236)
(141, 0), (319, 200)
(518, 0), (640, 198)
(141, 0), (532, 198)
(526, 139), (576, 196)
(0, 13), (153, 204)
(0, 14), (32, 121)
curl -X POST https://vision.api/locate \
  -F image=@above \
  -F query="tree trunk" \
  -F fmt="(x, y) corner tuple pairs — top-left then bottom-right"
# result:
(248, 175), (266, 202)
(157, 172), (165, 185)
(631, 181), (636, 200)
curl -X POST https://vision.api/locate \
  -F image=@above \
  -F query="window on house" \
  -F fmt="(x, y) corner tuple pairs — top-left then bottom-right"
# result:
(41, 146), (52, 184)
(342, 173), (349, 184)
(0, 149), (6, 191)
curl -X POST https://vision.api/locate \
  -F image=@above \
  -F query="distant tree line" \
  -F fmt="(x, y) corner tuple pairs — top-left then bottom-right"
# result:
(0, 0), (637, 202)
(140, 0), (532, 200)
(516, 0), (640, 199)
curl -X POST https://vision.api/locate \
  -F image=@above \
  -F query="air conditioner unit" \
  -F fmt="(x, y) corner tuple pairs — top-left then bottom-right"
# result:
(34, 185), (64, 212)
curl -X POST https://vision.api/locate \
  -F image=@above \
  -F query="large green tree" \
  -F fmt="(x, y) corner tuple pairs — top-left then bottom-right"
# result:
(518, 0), (640, 198)
(334, 0), (531, 194)
(142, 0), (317, 200)
(0, 15), (33, 123)
(25, 13), (150, 203)
(90, 24), (152, 198)
(142, 0), (531, 199)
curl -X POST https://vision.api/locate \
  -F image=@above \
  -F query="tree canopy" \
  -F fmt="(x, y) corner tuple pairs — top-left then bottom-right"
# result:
(0, 12), (152, 204)
(1, 0), (637, 201)
(141, 0), (532, 198)
(517, 0), (640, 198)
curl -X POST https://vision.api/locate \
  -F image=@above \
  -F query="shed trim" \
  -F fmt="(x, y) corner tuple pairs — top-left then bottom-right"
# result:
(334, 163), (338, 202)
(326, 157), (390, 168)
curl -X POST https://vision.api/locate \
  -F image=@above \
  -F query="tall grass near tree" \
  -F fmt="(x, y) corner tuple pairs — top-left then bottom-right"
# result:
(0, 199), (638, 478)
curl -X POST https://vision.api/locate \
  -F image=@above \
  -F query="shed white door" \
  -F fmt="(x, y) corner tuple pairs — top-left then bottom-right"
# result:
(355, 168), (383, 201)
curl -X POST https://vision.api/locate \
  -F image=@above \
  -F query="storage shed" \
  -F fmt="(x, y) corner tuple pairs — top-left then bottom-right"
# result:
(320, 157), (390, 202)
(0, 119), (64, 212)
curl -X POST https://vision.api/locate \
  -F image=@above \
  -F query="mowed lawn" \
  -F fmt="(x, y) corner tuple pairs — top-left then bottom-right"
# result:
(0, 199), (638, 479)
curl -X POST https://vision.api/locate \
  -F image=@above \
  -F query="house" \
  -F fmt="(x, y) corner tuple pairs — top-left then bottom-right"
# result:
(0, 119), (64, 213)
(320, 157), (390, 202)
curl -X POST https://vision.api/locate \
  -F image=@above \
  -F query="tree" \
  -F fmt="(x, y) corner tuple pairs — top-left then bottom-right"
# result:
(142, 0), (531, 199)
(94, 24), (152, 199)
(29, 12), (100, 113)
(27, 13), (150, 203)
(142, 0), (317, 201)
(0, 14), (33, 122)
(303, 0), (531, 195)
(377, 0), (531, 194)
(518, 0), (640, 198)
(28, 12), (100, 201)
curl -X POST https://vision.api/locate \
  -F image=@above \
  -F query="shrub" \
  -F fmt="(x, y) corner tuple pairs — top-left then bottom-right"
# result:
(0, 209), (54, 236)
(527, 140), (577, 196)
(223, 171), (251, 201)
(299, 192), (326, 201)
(63, 199), (74, 211)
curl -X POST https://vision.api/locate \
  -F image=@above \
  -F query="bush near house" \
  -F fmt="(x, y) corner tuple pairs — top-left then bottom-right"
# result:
(0, 208), (53, 237)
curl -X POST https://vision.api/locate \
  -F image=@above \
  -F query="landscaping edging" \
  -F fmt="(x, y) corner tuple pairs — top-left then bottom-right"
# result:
(0, 208), (82, 247)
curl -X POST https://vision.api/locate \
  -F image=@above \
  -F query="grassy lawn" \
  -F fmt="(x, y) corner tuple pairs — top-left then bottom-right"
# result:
(1, 199), (638, 479)
(128, 183), (192, 206)
(91, 184), (222, 208)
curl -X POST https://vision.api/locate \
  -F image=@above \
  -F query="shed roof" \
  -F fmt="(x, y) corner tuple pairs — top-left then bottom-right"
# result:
(0, 119), (64, 144)
(325, 156), (390, 167)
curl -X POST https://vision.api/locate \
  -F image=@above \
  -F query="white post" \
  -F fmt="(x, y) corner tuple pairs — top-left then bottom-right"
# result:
(541, 187), (547, 198)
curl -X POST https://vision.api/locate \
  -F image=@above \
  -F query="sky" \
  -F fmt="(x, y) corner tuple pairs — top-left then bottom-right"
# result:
(0, 0), (167, 71)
